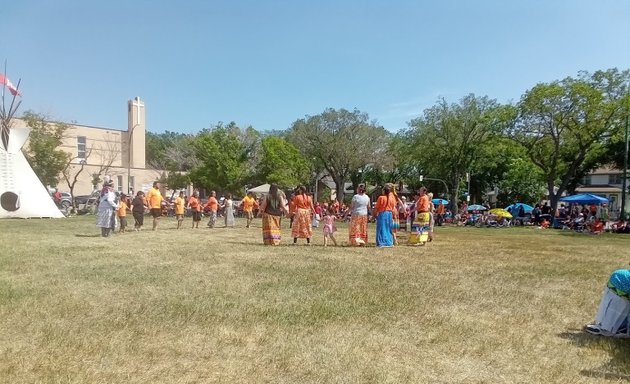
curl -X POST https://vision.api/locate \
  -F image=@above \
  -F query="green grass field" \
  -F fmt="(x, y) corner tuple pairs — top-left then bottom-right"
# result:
(1, 215), (629, 383)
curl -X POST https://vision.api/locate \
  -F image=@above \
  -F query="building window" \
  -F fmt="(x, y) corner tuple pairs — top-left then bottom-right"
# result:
(609, 174), (621, 185)
(129, 176), (135, 193)
(581, 175), (592, 186)
(117, 175), (123, 192)
(77, 136), (87, 159)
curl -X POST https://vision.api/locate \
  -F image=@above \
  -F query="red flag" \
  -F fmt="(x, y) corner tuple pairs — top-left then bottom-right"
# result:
(0, 73), (22, 97)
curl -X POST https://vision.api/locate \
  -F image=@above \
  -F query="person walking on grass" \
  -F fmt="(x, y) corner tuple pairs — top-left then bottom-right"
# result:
(348, 184), (370, 246)
(146, 181), (164, 231)
(117, 193), (128, 233)
(241, 191), (258, 228)
(409, 187), (430, 245)
(187, 191), (202, 229)
(205, 191), (219, 228)
(259, 183), (288, 245)
(96, 180), (117, 237)
(373, 184), (396, 247)
(130, 191), (146, 231)
(222, 193), (235, 227)
(174, 191), (186, 229)
(322, 206), (338, 246)
(291, 185), (315, 245)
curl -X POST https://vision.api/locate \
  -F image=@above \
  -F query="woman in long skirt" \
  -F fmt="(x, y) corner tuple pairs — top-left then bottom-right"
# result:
(291, 186), (314, 245)
(373, 185), (396, 247)
(96, 181), (118, 237)
(223, 193), (235, 227)
(409, 187), (430, 245)
(259, 184), (288, 245)
(348, 184), (370, 246)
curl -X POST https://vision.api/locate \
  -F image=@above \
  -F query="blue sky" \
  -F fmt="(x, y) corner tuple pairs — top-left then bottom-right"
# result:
(1, 0), (629, 134)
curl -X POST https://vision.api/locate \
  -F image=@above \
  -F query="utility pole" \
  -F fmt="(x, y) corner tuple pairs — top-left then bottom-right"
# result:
(621, 102), (629, 220)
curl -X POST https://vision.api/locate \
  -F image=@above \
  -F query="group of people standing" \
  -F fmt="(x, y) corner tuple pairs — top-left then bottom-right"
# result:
(96, 180), (437, 247)
(372, 184), (433, 247)
(96, 181), (167, 237)
(258, 182), (435, 248)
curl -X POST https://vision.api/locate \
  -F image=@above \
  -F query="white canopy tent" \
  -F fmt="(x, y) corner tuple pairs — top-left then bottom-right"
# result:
(0, 127), (64, 218)
(247, 183), (270, 194)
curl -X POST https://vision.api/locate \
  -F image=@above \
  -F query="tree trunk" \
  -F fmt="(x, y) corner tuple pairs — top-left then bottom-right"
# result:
(335, 177), (345, 203)
(449, 174), (460, 214)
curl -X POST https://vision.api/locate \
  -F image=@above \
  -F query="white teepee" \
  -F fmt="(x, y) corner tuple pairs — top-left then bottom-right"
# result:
(0, 69), (63, 218)
(0, 127), (64, 218)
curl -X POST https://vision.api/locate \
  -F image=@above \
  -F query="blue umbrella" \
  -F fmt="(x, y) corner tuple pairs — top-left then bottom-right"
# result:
(560, 193), (609, 205)
(467, 204), (487, 211)
(432, 198), (449, 205)
(505, 203), (534, 214)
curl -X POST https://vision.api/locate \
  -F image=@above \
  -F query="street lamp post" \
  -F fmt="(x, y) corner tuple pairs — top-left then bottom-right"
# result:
(419, 176), (450, 196)
(621, 104), (629, 220)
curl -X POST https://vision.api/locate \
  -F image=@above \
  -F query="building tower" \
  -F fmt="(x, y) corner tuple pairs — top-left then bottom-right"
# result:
(125, 97), (146, 192)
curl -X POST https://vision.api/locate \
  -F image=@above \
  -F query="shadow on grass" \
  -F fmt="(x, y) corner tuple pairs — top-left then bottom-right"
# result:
(558, 329), (630, 380)
(75, 234), (101, 238)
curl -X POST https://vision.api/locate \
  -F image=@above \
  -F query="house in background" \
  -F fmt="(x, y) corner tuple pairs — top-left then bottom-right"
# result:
(13, 98), (163, 196)
(577, 166), (627, 218)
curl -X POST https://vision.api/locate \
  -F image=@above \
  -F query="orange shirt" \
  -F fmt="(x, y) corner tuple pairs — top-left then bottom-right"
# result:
(288, 199), (296, 214)
(241, 196), (257, 212)
(436, 203), (445, 215)
(117, 201), (127, 217)
(374, 195), (388, 214)
(417, 195), (430, 212)
(175, 197), (185, 215)
(205, 197), (218, 212)
(146, 187), (163, 209)
(188, 196), (201, 212)
(294, 194), (312, 210)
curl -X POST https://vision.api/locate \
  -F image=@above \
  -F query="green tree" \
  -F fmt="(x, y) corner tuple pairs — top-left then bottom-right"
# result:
(189, 124), (251, 194)
(22, 111), (71, 187)
(507, 68), (630, 211)
(400, 95), (505, 210)
(287, 108), (390, 202)
(496, 157), (546, 207)
(257, 136), (310, 188)
(146, 131), (198, 171)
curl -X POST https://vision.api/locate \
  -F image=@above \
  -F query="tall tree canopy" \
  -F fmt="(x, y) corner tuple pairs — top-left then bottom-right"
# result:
(257, 136), (310, 188)
(22, 111), (71, 187)
(398, 94), (505, 210)
(287, 108), (390, 202)
(506, 68), (630, 211)
(189, 123), (254, 194)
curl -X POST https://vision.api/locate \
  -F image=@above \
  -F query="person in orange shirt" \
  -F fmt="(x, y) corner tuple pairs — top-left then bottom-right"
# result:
(205, 191), (219, 228)
(288, 192), (297, 228)
(409, 187), (430, 245)
(187, 191), (202, 228)
(117, 193), (128, 233)
(241, 191), (258, 228)
(146, 181), (164, 231)
(174, 191), (186, 230)
(291, 186), (315, 245)
(372, 184), (396, 247)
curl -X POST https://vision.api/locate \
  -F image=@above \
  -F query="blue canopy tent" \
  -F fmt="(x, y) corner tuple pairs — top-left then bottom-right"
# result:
(467, 204), (487, 211)
(559, 193), (609, 205)
(505, 203), (534, 214)
(432, 198), (449, 205)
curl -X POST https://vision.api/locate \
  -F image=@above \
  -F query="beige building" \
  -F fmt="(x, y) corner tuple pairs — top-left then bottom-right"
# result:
(577, 166), (627, 218)
(14, 97), (163, 196)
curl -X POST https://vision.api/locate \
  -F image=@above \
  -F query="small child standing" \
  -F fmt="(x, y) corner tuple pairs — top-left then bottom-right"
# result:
(322, 206), (338, 246)
(117, 194), (128, 233)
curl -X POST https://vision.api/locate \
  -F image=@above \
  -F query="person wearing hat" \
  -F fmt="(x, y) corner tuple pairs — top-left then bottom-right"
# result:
(96, 180), (118, 237)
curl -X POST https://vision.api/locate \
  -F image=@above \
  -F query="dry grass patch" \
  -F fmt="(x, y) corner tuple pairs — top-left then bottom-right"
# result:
(0, 216), (629, 383)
